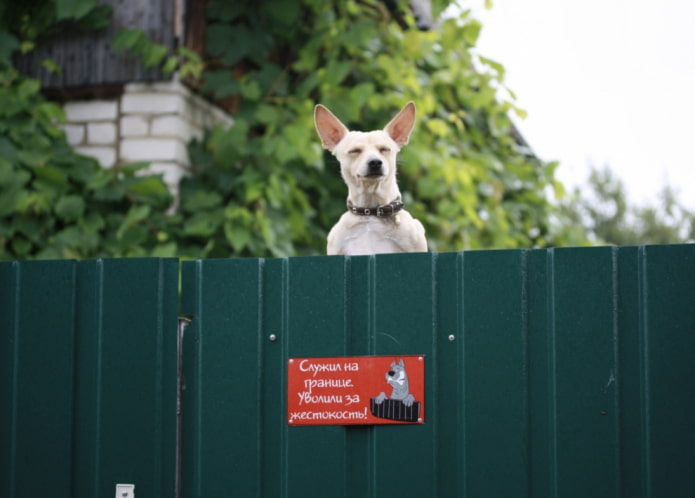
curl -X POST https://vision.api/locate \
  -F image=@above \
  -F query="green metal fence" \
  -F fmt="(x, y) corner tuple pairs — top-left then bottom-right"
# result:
(1, 259), (179, 498)
(2, 246), (694, 497)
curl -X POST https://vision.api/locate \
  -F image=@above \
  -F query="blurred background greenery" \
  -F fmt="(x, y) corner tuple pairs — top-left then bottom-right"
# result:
(1, 0), (692, 260)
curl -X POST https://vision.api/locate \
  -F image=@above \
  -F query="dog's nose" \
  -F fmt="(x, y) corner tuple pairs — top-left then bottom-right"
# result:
(387, 371), (395, 377)
(367, 159), (383, 175)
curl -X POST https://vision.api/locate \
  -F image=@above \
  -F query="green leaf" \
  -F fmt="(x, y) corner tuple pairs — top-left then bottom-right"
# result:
(34, 165), (70, 188)
(126, 176), (172, 203)
(178, 46), (202, 63)
(0, 161), (12, 186)
(82, 211), (106, 233)
(0, 31), (19, 68)
(56, 0), (97, 20)
(183, 210), (224, 237)
(0, 188), (23, 217)
(55, 195), (86, 221)
(20, 41), (35, 55)
(87, 168), (116, 190)
(117, 161), (150, 176)
(41, 59), (62, 75)
(142, 43), (168, 67)
(17, 150), (46, 167)
(255, 104), (280, 124)
(150, 242), (177, 258)
(424, 118), (449, 137)
(117, 205), (150, 239)
(0, 137), (18, 163)
(222, 25), (256, 65)
(240, 79), (262, 100)
(206, 3), (246, 22)
(463, 19), (483, 46)
(210, 119), (249, 165)
(33, 101), (66, 123)
(162, 55), (179, 74)
(251, 63), (284, 95)
(224, 222), (251, 252)
(349, 83), (375, 109)
(205, 23), (236, 58)
(182, 190), (223, 212)
(265, 0), (300, 29)
(244, 180), (264, 203)
(113, 28), (170, 68)
(322, 59), (351, 87)
(17, 79), (41, 101)
(113, 28), (146, 53)
(76, 3), (113, 30)
(11, 237), (32, 257)
(16, 191), (51, 214)
(202, 70), (239, 99)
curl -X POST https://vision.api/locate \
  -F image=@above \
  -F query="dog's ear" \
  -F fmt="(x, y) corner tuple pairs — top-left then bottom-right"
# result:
(314, 105), (349, 151)
(398, 359), (405, 368)
(384, 101), (416, 147)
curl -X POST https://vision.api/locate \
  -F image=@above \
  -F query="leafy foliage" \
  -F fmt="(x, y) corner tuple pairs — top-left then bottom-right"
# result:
(177, 0), (572, 257)
(2, 0), (585, 261)
(559, 167), (695, 245)
(0, 1), (176, 260)
(113, 28), (204, 80)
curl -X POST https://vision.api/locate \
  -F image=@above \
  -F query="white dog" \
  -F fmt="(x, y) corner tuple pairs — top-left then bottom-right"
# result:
(314, 102), (427, 255)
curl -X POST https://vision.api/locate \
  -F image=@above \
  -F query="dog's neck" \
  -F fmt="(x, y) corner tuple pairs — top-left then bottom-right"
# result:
(346, 181), (401, 210)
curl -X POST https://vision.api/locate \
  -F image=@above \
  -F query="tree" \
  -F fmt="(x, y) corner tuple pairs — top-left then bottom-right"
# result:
(1, 0), (579, 261)
(558, 166), (695, 245)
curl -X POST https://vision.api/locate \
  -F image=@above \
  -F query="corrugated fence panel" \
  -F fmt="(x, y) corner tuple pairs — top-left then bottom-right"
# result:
(284, 256), (352, 497)
(181, 245), (695, 498)
(459, 249), (529, 497)
(74, 258), (179, 497)
(180, 259), (265, 497)
(615, 246), (644, 498)
(641, 245), (695, 497)
(0, 261), (78, 498)
(0, 258), (178, 498)
(551, 248), (620, 496)
(2, 246), (693, 498)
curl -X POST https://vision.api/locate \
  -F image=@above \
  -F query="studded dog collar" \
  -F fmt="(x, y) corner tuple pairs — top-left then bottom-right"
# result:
(347, 199), (404, 218)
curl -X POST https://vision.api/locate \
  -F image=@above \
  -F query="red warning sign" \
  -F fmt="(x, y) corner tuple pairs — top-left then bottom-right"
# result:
(287, 355), (425, 426)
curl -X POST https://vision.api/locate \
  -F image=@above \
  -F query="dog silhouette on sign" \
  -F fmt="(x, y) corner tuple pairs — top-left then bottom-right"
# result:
(374, 358), (416, 406)
(371, 359), (420, 422)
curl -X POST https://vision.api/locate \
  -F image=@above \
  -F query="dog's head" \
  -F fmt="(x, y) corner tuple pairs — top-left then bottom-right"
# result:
(314, 102), (416, 191)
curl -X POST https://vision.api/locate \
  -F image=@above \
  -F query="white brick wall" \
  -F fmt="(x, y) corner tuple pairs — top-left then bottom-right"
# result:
(121, 93), (181, 115)
(64, 101), (118, 121)
(120, 137), (188, 163)
(74, 146), (117, 168)
(148, 161), (187, 187)
(87, 122), (117, 144)
(64, 124), (85, 145)
(151, 115), (189, 140)
(60, 76), (232, 189)
(121, 116), (149, 137)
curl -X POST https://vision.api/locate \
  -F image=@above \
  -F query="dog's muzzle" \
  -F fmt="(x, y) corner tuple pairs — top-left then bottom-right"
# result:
(365, 158), (384, 177)
(347, 199), (404, 218)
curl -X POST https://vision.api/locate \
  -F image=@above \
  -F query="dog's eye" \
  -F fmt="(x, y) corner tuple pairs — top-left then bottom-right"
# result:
(348, 148), (362, 155)
(379, 147), (391, 154)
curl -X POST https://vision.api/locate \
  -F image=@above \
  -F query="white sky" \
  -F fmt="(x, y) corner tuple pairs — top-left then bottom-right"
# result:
(466, 0), (695, 208)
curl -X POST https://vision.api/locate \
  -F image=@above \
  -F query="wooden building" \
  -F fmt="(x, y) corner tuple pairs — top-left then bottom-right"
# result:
(16, 0), (224, 190)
